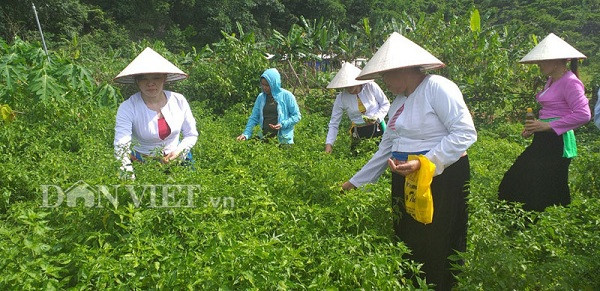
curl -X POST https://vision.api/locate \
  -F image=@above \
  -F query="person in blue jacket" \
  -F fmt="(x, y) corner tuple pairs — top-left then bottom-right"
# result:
(236, 68), (301, 144)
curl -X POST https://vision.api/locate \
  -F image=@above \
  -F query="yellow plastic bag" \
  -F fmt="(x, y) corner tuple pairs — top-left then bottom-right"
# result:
(404, 155), (436, 224)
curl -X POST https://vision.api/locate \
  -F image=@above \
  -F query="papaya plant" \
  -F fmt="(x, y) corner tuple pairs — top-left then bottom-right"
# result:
(0, 37), (122, 109)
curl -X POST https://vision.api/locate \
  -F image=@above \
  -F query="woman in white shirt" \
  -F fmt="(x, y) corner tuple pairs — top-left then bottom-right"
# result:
(325, 62), (390, 153)
(113, 47), (198, 178)
(341, 33), (477, 290)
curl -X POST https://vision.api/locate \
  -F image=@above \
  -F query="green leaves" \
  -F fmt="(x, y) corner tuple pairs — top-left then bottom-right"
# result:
(2, 92), (600, 289)
(0, 38), (124, 109)
(178, 32), (268, 114)
(28, 68), (65, 103)
(0, 53), (25, 92)
(55, 63), (95, 93)
(95, 83), (121, 107)
(455, 125), (600, 289)
(531, 33), (539, 45)
(470, 9), (481, 33)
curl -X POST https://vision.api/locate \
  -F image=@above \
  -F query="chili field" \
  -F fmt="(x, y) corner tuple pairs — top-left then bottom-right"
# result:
(1, 99), (599, 289)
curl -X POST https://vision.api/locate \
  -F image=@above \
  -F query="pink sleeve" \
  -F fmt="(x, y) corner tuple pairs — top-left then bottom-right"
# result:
(549, 79), (591, 135)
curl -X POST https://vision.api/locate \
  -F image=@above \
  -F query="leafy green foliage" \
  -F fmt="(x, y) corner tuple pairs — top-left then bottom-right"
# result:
(253, 10), (550, 123)
(302, 88), (336, 118)
(3, 0), (598, 78)
(0, 0), (92, 42)
(455, 124), (600, 290)
(0, 38), (121, 108)
(176, 30), (269, 114)
(0, 100), (431, 289)
(568, 124), (600, 199)
(4, 1), (596, 119)
(3, 87), (600, 288)
(28, 67), (64, 102)
(469, 8), (481, 33)
(445, 13), (541, 122)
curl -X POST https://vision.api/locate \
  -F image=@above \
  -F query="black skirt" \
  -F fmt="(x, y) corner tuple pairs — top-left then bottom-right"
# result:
(498, 131), (571, 211)
(391, 155), (470, 290)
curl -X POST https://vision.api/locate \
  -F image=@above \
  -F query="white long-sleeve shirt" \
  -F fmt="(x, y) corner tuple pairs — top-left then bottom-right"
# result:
(326, 82), (390, 145)
(349, 75), (477, 187)
(114, 90), (198, 168)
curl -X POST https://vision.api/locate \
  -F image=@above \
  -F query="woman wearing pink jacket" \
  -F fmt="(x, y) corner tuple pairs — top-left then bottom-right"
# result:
(498, 33), (591, 211)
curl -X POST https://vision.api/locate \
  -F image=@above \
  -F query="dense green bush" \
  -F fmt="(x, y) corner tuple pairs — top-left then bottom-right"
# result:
(0, 99), (432, 289)
(2, 93), (600, 288)
(3, 1), (598, 80)
(569, 124), (600, 199)
(386, 10), (540, 123)
(2, 57), (600, 287)
(456, 124), (600, 290)
(301, 88), (336, 118)
(261, 10), (546, 123)
(176, 31), (270, 114)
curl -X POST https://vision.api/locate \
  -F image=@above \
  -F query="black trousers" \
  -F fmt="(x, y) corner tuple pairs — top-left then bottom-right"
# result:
(392, 156), (470, 290)
(498, 132), (571, 211)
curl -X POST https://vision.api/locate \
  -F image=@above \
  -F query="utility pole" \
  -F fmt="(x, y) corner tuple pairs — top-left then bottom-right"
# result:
(32, 3), (50, 62)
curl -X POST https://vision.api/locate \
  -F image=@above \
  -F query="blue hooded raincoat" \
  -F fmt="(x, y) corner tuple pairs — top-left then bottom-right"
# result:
(242, 68), (301, 144)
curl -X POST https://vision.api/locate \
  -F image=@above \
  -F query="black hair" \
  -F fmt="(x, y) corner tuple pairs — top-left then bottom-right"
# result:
(570, 59), (579, 78)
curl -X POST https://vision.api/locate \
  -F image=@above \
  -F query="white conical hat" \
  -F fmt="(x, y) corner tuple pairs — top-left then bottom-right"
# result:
(519, 33), (586, 63)
(326, 62), (372, 89)
(113, 47), (188, 84)
(357, 32), (444, 80)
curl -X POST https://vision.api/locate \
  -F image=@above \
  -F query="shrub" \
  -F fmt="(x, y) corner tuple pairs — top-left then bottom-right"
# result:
(176, 31), (270, 114)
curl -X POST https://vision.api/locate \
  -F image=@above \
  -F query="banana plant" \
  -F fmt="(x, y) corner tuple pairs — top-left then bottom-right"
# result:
(299, 16), (340, 59)
(268, 24), (312, 90)
(269, 24), (311, 62)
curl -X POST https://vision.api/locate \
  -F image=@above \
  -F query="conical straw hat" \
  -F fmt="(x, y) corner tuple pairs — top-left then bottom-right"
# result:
(519, 33), (586, 63)
(113, 47), (188, 84)
(357, 32), (444, 80)
(326, 62), (372, 89)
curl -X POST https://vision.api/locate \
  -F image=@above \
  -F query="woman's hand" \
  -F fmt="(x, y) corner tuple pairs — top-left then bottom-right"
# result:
(269, 123), (282, 130)
(387, 158), (420, 176)
(236, 134), (247, 141)
(325, 144), (333, 153)
(362, 116), (377, 124)
(524, 120), (552, 134)
(341, 181), (356, 191)
(162, 151), (180, 163)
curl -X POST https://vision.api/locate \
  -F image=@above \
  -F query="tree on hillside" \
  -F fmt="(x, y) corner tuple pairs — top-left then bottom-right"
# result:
(281, 0), (347, 25)
(475, 0), (599, 64)
(0, 0), (91, 41)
